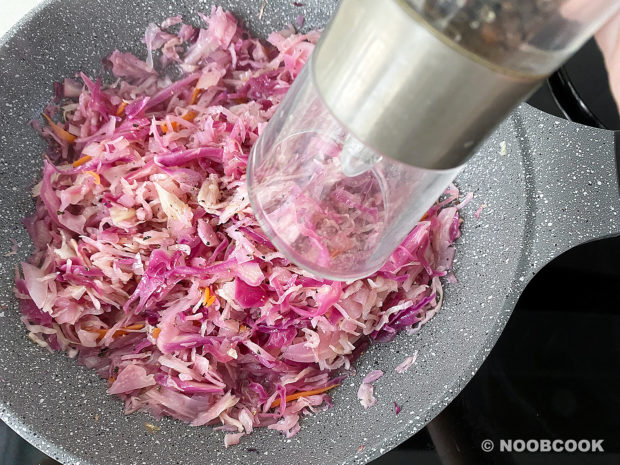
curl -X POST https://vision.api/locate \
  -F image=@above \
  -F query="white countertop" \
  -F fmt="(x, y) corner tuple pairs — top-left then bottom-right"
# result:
(1, 1), (44, 37)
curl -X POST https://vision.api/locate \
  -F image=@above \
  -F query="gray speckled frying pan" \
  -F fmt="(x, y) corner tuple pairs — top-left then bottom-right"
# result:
(0, 1), (619, 464)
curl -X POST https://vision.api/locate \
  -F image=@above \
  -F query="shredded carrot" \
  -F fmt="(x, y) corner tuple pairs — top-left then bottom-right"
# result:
(116, 101), (128, 116)
(42, 113), (77, 143)
(123, 323), (146, 331)
(152, 328), (161, 339)
(270, 384), (340, 408)
(72, 155), (92, 167)
(183, 111), (197, 122)
(84, 170), (101, 184)
(420, 212), (429, 221)
(329, 249), (344, 259)
(189, 86), (201, 105)
(203, 287), (217, 307)
(107, 377), (116, 383)
(85, 323), (145, 340)
(161, 111), (198, 134)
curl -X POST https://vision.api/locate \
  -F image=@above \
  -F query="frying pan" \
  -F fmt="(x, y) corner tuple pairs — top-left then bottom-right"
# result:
(0, 1), (619, 464)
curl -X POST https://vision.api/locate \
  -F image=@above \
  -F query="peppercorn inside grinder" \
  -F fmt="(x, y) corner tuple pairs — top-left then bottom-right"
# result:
(247, 0), (620, 280)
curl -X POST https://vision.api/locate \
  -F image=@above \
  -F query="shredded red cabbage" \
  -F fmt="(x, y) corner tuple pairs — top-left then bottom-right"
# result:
(395, 351), (419, 374)
(16, 8), (465, 445)
(357, 369), (384, 409)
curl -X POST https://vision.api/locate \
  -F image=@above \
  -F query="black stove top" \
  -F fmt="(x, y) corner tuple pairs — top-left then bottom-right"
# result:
(3, 39), (620, 465)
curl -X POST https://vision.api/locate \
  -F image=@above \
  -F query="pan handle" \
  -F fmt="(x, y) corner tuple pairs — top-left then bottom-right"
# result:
(511, 104), (620, 275)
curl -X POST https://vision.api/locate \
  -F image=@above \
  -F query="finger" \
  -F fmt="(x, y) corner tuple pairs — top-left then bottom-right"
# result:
(595, 13), (620, 107)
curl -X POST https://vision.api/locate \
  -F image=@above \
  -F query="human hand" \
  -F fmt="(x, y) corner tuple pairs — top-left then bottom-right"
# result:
(596, 13), (620, 109)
